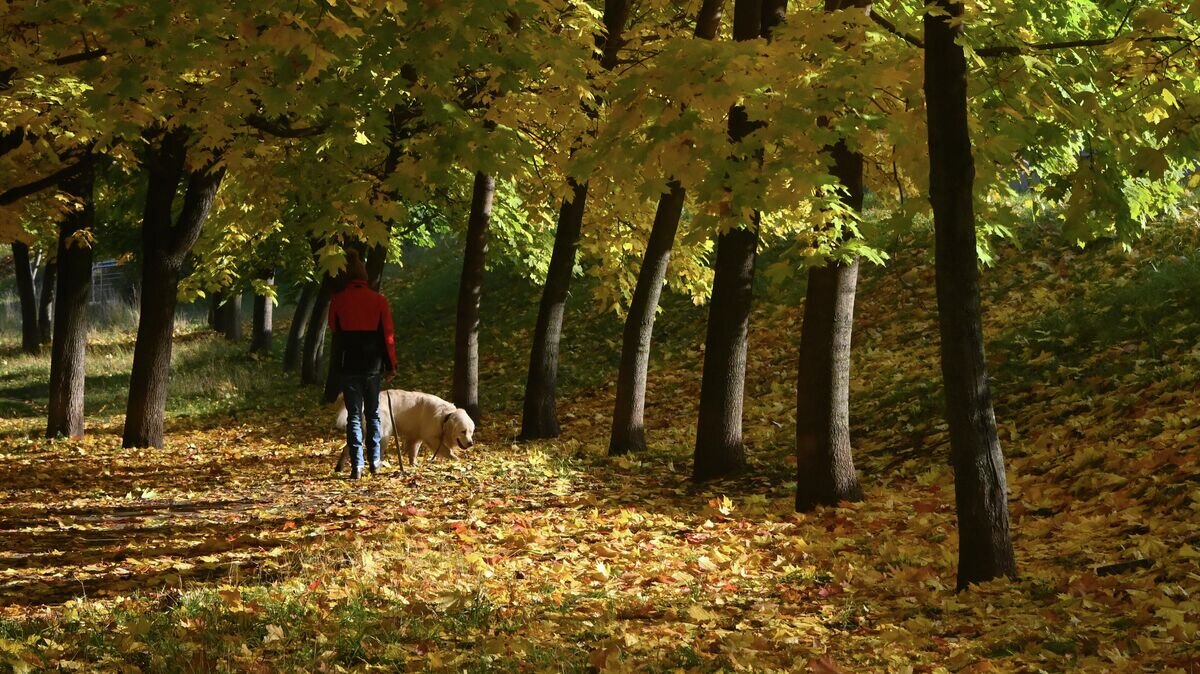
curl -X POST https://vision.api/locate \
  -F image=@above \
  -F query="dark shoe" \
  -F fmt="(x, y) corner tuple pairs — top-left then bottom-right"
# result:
(349, 466), (362, 480)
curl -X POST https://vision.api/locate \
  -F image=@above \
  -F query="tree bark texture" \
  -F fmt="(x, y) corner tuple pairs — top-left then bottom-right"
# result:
(251, 270), (274, 354)
(607, 0), (724, 456)
(123, 131), (225, 448)
(284, 283), (317, 371)
(38, 261), (56, 344)
(11, 242), (40, 353)
(924, 0), (1017, 589)
(608, 182), (685, 455)
(519, 180), (588, 440)
(692, 0), (772, 481)
(46, 158), (95, 439)
(219, 292), (242, 341)
(795, 134), (866, 509)
(301, 275), (333, 386)
(367, 243), (387, 291)
(453, 171), (494, 424)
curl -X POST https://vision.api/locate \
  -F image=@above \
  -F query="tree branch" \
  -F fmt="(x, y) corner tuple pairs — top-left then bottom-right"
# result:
(976, 33), (1197, 57)
(244, 114), (329, 138)
(49, 48), (110, 66)
(869, 10), (924, 49)
(0, 160), (87, 206)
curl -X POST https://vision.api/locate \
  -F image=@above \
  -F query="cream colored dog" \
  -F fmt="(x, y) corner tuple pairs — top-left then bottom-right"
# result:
(333, 389), (475, 473)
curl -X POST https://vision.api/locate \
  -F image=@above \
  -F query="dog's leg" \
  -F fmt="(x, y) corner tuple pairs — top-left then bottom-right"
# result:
(407, 440), (420, 466)
(334, 444), (349, 473)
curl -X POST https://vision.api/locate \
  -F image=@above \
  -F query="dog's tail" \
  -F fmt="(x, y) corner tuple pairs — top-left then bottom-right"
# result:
(333, 393), (348, 430)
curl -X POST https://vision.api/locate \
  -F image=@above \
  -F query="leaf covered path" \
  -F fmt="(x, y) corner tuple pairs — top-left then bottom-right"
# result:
(1, 225), (1199, 671)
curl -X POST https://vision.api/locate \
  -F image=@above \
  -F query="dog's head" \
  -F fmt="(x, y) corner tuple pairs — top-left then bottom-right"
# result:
(436, 409), (476, 458)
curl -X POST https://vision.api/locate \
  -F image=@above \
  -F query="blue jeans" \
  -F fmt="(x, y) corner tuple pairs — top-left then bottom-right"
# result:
(342, 374), (382, 471)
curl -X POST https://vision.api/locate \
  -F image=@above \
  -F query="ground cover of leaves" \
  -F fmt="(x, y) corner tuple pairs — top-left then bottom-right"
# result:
(0, 222), (1198, 672)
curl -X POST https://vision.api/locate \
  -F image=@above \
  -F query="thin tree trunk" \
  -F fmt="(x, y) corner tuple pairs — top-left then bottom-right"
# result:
(251, 270), (274, 354)
(11, 242), (39, 353)
(924, 0), (1016, 589)
(123, 131), (224, 448)
(38, 261), (55, 344)
(284, 283), (317, 371)
(608, 0), (724, 456)
(219, 292), (242, 341)
(453, 171), (495, 424)
(609, 182), (685, 455)
(301, 275), (333, 386)
(519, 180), (588, 440)
(322, 331), (342, 403)
(207, 292), (221, 331)
(519, 0), (630, 441)
(46, 158), (95, 439)
(367, 242), (387, 291)
(693, 0), (773, 481)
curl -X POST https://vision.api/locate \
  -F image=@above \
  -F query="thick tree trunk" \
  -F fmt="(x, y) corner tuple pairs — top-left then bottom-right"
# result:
(795, 258), (862, 508)
(123, 131), (224, 448)
(251, 270), (274, 354)
(301, 276), (333, 386)
(453, 171), (494, 424)
(924, 0), (1017, 589)
(609, 182), (685, 455)
(46, 159), (95, 439)
(795, 0), (871, 511)
(692, 0), (769, 481)
(219, 293), (242, 341)
(123, 256), (183, 448)
(795, 136), (865, 510)
(519, 180), (588, 440)
(284, 283), (317, 371)
(693, 224), (757, 480)
(38, 261), (55, 344)
(11, 242), (39, 354)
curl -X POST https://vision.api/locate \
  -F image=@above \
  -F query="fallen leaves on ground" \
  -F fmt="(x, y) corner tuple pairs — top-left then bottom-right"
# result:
(0, 223), (1198, 672)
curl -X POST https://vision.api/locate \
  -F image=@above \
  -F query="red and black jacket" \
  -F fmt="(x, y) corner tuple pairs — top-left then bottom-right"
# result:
(327, 280), (397, 376)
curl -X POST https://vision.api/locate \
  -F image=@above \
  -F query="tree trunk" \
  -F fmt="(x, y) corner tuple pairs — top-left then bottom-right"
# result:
(924, 0), (1017, 589)
(207, 292), (221, 331)
(123, 255), (183, 449)
(301, 276), (333, 386)
(284, 283), (317, 371)
(609, 182), (685, 455)
(692, 0), (770, 481)
(322, 331), (342, 403)
(123, 131), (224, 448)
(795, 257), (863, 509)
(11, 242), (40, 354)
(367, 243), (387, 291)
(251, 270), (274, 354)
(219, 292), (242, 341)
(607, 0), (724, 456)
(519, 180), (588, 440)
(46, 158), (95, 439)
(794, 0), (871, 510)
(453, 171), (495, 424)
(693, 224), (757, 480)
(38, 261), (55, 344)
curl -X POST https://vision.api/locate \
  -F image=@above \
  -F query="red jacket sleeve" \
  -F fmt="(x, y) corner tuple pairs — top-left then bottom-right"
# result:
(380, 294), (397, 371)
(327, 294), (339, 331)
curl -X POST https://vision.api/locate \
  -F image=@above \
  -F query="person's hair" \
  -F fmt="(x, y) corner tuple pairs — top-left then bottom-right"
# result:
(345, 249), (368, 282)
